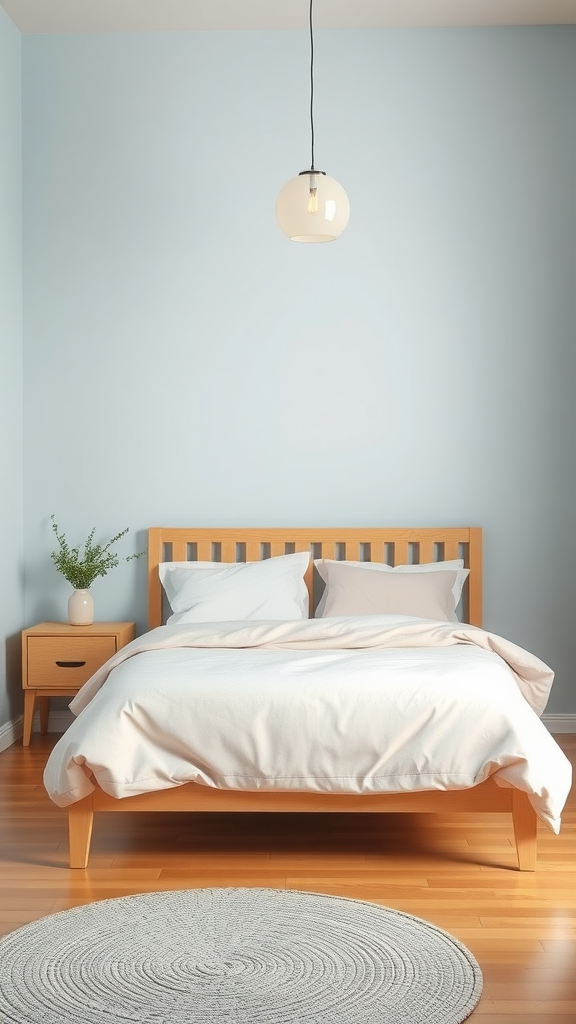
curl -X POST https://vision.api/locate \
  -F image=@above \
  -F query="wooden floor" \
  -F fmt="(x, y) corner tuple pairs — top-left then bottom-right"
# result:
(1, 734), (574, 1022)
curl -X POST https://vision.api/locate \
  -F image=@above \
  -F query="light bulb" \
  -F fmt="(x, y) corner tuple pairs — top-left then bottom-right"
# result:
(307, 187), (318, 214)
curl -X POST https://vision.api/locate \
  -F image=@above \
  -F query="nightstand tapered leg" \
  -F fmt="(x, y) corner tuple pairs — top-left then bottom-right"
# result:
(39, 697), (50, 734)
(23, 690), (36, 746)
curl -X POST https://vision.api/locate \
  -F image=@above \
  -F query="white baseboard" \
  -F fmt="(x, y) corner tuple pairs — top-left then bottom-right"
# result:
(1, 710), (575, 755)
(0, 709), (75, 751)
(541, 713), (576, 733)
(0, 716), (23, 752)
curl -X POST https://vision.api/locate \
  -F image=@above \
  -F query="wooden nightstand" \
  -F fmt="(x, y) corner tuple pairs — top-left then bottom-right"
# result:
(21, 621), (135, 746)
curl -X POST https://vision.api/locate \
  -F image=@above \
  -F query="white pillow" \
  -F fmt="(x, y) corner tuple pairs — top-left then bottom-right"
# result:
(159, 552), (310, 624)
(314, 558), (469, 620)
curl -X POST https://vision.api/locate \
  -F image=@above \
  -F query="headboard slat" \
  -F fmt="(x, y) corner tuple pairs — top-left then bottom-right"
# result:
(196, 541), (213, 561)
(369, 541), (384, 564)
(220, 540), (236, 563)
(393, 541), (408, 566)
(245, 541), (261, 562)
(319, 542), (336, 561)
(171, 541), (187, 562)
(419, 540), (435, 564)
(444, 540), (460, 562)
(345, 541), (361, 562)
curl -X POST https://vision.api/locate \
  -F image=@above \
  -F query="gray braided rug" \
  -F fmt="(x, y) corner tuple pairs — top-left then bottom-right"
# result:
(0, 887), (482, 1024)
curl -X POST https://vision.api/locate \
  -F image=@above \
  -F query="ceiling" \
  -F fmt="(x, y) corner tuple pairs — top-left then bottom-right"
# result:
(2, 0), (576, 34)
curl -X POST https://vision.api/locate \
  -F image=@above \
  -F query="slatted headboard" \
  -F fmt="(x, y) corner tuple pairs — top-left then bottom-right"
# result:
(147, 527), (482, 630)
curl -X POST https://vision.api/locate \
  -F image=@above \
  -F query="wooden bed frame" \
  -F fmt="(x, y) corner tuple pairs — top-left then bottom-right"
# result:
(67, 526), (538, 870)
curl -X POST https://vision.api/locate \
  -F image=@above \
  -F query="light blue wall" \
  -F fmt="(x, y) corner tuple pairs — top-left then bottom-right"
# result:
(0, 6), (23, 731)
(22, 27), (576, 712)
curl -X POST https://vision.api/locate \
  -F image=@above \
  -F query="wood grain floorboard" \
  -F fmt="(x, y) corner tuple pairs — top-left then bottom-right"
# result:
(0, 733), (574, 1020)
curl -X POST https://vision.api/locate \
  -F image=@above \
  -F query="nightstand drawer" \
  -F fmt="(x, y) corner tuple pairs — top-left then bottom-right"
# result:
(26, 636), (117, 689)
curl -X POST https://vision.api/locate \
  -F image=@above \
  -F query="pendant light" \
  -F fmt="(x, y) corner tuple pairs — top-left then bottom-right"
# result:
(276, 0), (350, 243)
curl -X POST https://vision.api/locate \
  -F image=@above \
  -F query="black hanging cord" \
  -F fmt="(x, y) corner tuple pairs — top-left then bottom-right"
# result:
(309, 0), (315, 171)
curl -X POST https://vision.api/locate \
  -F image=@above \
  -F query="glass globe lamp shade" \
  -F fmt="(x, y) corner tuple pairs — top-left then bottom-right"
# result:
(276, 171), (350, 243)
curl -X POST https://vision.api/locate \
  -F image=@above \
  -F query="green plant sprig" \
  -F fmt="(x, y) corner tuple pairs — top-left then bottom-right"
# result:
(50, 515), (145, 590)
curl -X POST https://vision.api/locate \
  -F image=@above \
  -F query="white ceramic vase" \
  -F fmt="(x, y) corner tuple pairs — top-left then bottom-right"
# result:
(68, 588), (94, 625)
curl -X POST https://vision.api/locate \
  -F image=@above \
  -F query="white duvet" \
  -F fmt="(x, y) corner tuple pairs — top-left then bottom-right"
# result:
(43, 616), (572, 831)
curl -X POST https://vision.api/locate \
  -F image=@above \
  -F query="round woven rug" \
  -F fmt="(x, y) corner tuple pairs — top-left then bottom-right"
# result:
(0, 887), (482, 1024)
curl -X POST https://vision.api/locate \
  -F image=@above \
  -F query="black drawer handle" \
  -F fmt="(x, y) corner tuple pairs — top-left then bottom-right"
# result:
(55, 660), (87, 668)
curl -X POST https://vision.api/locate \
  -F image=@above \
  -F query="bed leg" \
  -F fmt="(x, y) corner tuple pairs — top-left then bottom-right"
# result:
(512, 790), (537, 871)
(68, 795), (94, 868)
